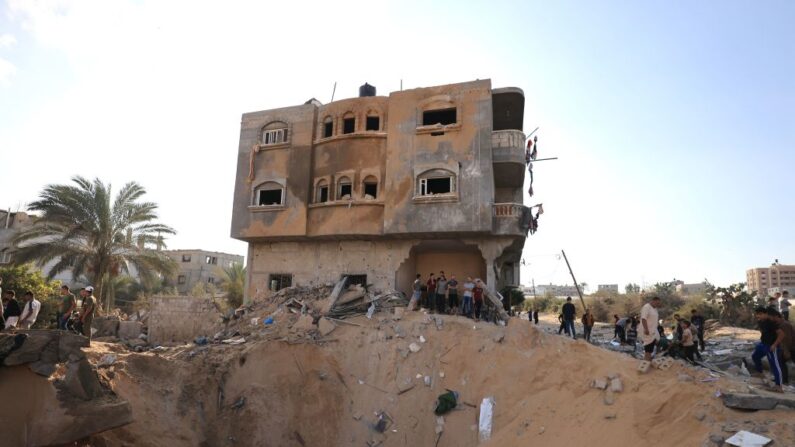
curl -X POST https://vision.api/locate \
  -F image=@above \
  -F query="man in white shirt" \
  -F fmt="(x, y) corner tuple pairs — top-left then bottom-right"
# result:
(18, 291), (41, 330)
(640, 296), (661, 362)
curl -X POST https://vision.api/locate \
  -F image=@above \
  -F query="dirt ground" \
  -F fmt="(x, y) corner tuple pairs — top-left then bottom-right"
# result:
(79, 310), (795, 447)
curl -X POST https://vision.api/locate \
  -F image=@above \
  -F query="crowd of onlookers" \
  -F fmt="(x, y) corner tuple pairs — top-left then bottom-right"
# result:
(535, 291), (794, 393)
(408, 272), (497, 321)
(0, 278), (98, 343)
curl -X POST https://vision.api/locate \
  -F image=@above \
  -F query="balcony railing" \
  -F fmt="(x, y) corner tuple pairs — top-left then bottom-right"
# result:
(494, 202), (524, 217)
(491, 130), (526, 164)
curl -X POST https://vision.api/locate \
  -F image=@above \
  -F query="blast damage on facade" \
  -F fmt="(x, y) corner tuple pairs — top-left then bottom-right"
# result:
(231, 79), (533, 299)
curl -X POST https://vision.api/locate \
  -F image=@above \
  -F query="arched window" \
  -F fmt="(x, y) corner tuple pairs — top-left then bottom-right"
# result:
(316, 179), (329, 203)
(261, 121), (288, 145)
(322, 116), (334, 138)
(254, 181), (284, 206)
(342, 112), (355, 134)
(416, 169), (456, 197)
(337, 176), (352, 200)
(365, 111), (380, 131)
(362, 175), (378, 199)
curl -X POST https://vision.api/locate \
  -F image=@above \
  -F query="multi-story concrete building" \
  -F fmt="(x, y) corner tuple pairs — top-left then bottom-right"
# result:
(675, 281), (708, 296)
(231, 80), (535, 298)
(164, 249), (244, 295)
(747, 261), (795, 297)
(597, 284), (619, 293)
(534, 284), (580, 298)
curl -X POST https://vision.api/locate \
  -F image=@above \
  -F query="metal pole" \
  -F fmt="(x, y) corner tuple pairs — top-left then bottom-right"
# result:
(561, 250), (586, 312)
(531, 157), (558, 162)
(330, 82), (337, 103)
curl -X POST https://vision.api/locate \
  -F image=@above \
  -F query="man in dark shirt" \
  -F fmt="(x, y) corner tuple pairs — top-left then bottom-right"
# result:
(690, 309), (706, 352)
(769, 309), (793, 385)
(425, 273), (436, 310)
(751, 307), (785, 392)
(561, 296), (576, 339)
(2, 290), (22, 329)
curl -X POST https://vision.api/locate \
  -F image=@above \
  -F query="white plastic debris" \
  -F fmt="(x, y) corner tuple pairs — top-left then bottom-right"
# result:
(713, 349), (733, 356)
(478, 396), (495, 442)
(366, 303), (376, 319)
(419, 335), (426, 343)
(97, 354), (117, 367)
(725, 430), (772, 447)
(409, 342), (422, 353)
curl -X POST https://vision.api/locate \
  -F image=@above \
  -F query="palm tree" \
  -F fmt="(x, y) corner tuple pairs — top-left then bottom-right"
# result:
(218, 262), (246, 307)
(13, 176), (176, 311)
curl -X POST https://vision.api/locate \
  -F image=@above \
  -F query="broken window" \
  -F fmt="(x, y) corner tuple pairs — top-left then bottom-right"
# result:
(337, 176), (352, 200)
(417, 169), (456, 197)
(181, 254), (191, 262)
(208, 277), (215, 284)
(323, 117), (333, 138)
(422, 108), (456, 126)
(343, 113), (355, 134)
(316, 179), (329, 203)
(362, 175), (378, 199)
(205, 256), (218, 265)
(269, 274), (293, 291)
(345, 274), (368, 287)
(0, 249), (11, 264)
(254, 181), (284, 206)
(177, 275), (186, 284)
(261, 122), (288, 145)
(366, 116), (380, 131)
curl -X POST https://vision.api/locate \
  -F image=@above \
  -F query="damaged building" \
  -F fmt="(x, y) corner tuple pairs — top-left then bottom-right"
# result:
(231, 79), (535, 299)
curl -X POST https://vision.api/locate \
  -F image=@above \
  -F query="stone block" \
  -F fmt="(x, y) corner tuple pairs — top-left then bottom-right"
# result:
(592, 378), (608, 390)
(637, 361), (651, 373)
(610, 378), (623, 392)
(318, 318), (336, 336)
(63, 358), (104, 400)
(3, 331), (56, 366)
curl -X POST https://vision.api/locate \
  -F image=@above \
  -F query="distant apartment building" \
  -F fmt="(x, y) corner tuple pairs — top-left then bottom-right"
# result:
(597, 284), (619, 293)
(0, 210), (76, 285)
(535, 284), (580, 297)
(164, 249), (244, 294)
(747, 261), (795, 297)
(675, 281), (708, 296)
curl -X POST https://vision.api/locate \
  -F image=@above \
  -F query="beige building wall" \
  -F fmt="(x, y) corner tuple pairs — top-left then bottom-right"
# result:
(747, 263), (795, 297)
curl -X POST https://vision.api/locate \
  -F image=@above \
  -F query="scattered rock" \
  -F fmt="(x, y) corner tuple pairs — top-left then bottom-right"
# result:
(29, 360), (57, 377)
(709, 433), (725, 445)
(353, 413), (363, 421)
(637, 361), (651, 373)
(693, 409), (707, 421)
(318, 318), (336, 336)
(678, 374), (694, 382)
(603, 389), (615, 405)
(397, 379), (415, 394)
(292, 314), (315, 332)
(493, 333), (505, 344)
(721, 392), (795, 410)
(610, 378), (623, 392)
(604, 412), (617, 419)
(392, 307), (404, 320)
(409, 342), (421, 353)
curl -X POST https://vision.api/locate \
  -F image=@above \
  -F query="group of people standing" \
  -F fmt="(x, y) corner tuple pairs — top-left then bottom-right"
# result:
(408, 272), (488, 321)
(749, 295), (794, 393)
(0, 279), (98, 344)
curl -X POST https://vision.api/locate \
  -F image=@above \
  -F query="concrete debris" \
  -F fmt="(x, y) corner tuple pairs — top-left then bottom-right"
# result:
(610, 377), (623, 393)
(725, 430), (772, 447)
(604, 412), (617, 419)
(118, 321), (143, 340)
(637, 361), (651, 374)
(318, 318), (336, 336)
(397, 379), (415, 394)
(409, 342), (422, 353)
(591, 378), (608, 390)
(419, 335), (426, 343)
(652, 357), (674, 370)
(721, 392), (795, 411)
(678, 374), (694, 382)
(292, 314), (315, 332)
(603, 389), (615, 406)
(493, 333), (505, 344)
(98, 354), (117, 367)
(392, 307), (404, 320)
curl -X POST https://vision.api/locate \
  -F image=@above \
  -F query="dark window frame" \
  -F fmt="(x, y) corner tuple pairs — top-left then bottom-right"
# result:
(422, 108), (457, 126)
(366, 116), (380, 131)
(269, 274), (293, 291)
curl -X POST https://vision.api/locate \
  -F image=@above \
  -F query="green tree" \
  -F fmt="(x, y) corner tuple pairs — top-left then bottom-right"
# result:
(0, 263), (62, 328)
(12, 177), (177, 311)
(218, 262), (246, 308)
(624, 283), (640, 294)
(705, 282), (759, 328)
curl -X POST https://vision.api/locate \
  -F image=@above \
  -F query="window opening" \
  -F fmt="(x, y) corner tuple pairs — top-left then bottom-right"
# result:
(206, 256), (218, 265)
(363, 176), (378, 199)
(316, 180), (329, 203)
(181, 254), (191, 262)
(338, 177), (352, 199)
(422, 108), (456, 126)
(418, 173), (455, 196)
(258, 188), (283, 206)
(262, 128), (287, 145)
(323, 118), (333, 138)
(269, 274), (293, 291)
(345, 274), (368, 287)
(208, 277), (215, 284)
(343, 117), (355, 134)
(177, 275), (186, 285)
(366, 116), (380, 131)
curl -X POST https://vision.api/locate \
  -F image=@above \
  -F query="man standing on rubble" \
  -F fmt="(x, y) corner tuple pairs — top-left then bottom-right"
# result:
(426, 273), (436, 310)
(690, 308), (706, 352)
(582, 307), (595, 342)
(782, 291), (791, 321)
(79, 287), (97, 344)
(17, 291), (41, 329)
(751, 307), (785, 392)
(561, 296), (576, 339)
(462, 276), (475, 318)
(409, 274), (422, 311)
(639, 296), (662, 362)
(473, 279), (485, 321)
(769, 309), (793, 385)
(447, 274), (459, 315)
(435, 272), (448, 314)
(57, 285), (77, 330)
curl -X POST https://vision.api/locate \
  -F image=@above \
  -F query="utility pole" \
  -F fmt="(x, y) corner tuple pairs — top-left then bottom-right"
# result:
(561, 250), (586, 312)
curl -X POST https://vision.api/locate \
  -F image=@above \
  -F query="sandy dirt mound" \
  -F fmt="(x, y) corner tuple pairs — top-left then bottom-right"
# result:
(86, 313), (795, 447)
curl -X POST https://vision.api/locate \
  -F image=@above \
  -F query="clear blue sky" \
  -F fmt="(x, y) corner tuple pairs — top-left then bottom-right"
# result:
(1, 0), (793, 290)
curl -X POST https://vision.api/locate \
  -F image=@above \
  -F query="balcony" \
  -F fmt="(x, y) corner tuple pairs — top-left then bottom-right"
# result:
(493, 203), (531, 237)
(491, 130), (525, 187)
